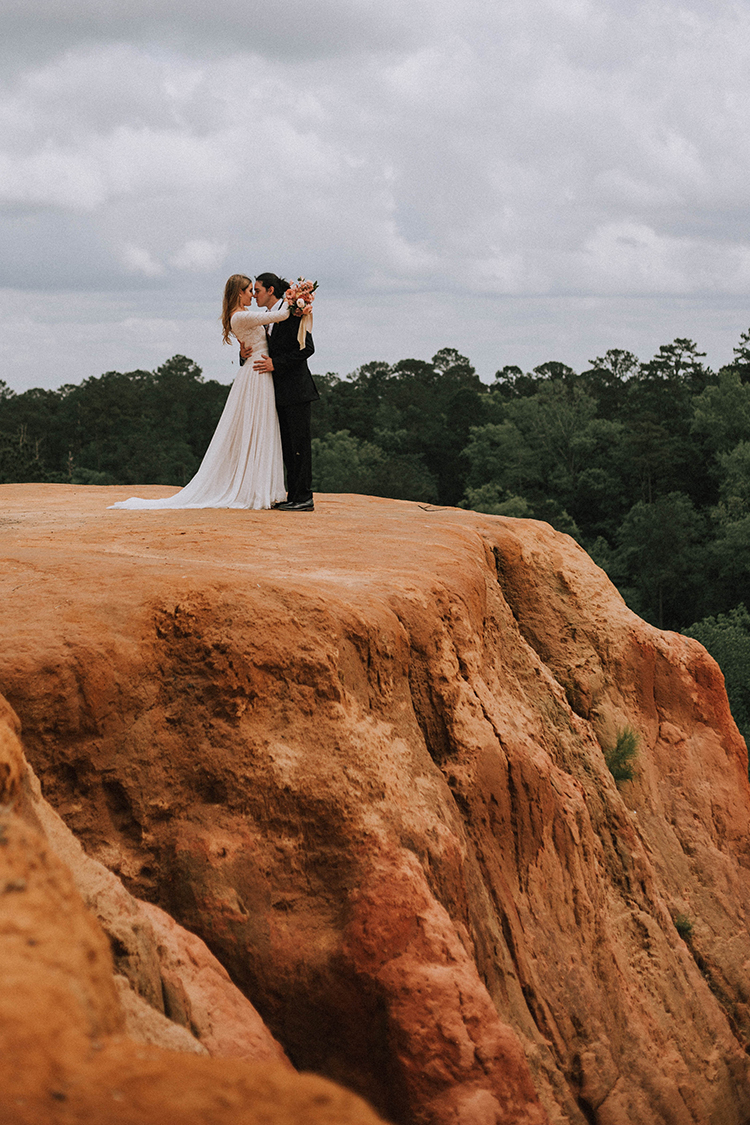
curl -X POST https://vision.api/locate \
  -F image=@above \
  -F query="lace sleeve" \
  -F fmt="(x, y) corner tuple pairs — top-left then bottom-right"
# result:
(231, 302), (290, 329)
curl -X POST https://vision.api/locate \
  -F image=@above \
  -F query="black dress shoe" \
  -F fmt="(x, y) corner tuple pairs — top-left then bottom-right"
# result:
(271, 500), (287, 508)
(277, 498), (315, 511)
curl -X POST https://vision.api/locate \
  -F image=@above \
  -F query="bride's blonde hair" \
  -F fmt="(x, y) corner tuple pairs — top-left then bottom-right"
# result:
(221, 274), (252, 344)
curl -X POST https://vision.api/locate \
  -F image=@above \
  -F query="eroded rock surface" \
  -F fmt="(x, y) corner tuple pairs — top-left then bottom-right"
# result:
(0, 694), (385, 1124)
(2, 484), (750, 1124)
(13, 704), (289, 1065)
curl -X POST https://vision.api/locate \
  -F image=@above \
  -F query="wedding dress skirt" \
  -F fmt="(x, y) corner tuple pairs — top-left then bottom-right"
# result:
(110, 307), (288, 511)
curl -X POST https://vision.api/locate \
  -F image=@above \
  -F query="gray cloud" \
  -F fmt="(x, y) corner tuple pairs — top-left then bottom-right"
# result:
(1, 0), (432, 66)
(2, 0), (750, 391)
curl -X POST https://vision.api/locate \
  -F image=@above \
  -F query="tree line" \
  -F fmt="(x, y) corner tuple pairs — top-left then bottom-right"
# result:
(2, 337), (750, 742)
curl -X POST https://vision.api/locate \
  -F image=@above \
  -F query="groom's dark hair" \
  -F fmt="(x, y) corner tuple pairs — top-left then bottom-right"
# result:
(256, 272), (289, 298)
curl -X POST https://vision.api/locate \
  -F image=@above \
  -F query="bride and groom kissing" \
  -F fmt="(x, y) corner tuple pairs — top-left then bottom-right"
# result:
(110, 271), (318, 514)
(237, 272), (318, 512)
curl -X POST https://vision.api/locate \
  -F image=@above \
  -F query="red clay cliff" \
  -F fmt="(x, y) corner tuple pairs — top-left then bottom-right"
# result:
(1, 484), (749, 1125)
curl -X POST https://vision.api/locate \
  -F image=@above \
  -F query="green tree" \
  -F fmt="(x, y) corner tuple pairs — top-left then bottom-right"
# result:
(717, 442), (750, 519)
(0, 356), (230, 485)
(638, 338), (710, 395)
(533, 360), (577, 384)
(461, 483), (532, 518)
(491, 365), (536, 400)
(311, 372), (344, 439)
(622, 416), (686, 505)
(684, 605), (750, 746)
(613, 492), (706, 629)
(0, 386), (65, 475)
(692, 368), (750, 457)
(0, 426), (50, 483)
(588, 349), (641, 381)
(58, 357), (228, 485)
(730, 327), (750, 383)
(581, 349), (639, 421)
(464, 378), (624, 539)
(313, 361), (394, 443)
(622, 339), (715, 508)
(710, 515), (750, 613)
(311, 430), (437, 502)
(463, 421), (542, 496)
(461, 482), (580, 537)
(389, 350), (485, 504)
(313, 349), (487, 505)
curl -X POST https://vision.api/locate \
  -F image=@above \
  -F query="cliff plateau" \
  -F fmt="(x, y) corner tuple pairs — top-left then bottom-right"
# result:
(1, 484), (749, 1125)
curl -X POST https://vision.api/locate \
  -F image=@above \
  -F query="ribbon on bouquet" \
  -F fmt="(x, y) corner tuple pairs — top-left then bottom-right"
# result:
(296, 312), (312, 349)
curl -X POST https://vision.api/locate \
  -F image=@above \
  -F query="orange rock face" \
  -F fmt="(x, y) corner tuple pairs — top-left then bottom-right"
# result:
(17, 727), (290, 1065)
(2, 484), (750, 1124)
(0, 659), (386, 1124)
(0, 721), (384, 1125)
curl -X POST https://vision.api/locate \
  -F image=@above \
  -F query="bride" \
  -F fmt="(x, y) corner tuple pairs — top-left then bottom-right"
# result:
(109, 274), (289, 511)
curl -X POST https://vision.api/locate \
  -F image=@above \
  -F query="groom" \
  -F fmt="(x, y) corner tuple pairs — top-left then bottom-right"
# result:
(247, 272), (319, 512)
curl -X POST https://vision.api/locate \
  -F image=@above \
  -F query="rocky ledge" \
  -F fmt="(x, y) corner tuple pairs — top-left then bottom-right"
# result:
(1, 484), (749, 1125)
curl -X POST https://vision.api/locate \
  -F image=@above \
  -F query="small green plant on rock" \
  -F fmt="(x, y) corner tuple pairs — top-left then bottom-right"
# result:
(603, 726), (640, 783)
(673, 913), (694, 940)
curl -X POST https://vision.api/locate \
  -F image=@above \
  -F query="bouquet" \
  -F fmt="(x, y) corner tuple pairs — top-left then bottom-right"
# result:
(284, 277), (318, 348)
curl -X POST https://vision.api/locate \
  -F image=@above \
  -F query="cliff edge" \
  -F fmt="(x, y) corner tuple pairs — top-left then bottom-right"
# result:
(1, 484), (749, 1125)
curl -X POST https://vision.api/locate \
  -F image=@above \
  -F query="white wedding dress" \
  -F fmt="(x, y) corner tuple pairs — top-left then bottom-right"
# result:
(109, 305), (289, 511)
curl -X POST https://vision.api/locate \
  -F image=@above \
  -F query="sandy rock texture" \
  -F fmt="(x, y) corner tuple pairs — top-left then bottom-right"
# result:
(2, 483), (750, 1125)
(0, 694), (386, 1125)
(16, 729), (289, 1063)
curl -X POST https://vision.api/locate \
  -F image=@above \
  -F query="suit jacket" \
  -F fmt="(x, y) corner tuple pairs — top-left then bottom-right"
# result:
(267, 310), (319, 408)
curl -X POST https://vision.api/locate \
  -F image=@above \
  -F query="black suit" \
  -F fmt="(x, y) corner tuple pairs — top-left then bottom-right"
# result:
(266, 308), (318, 504)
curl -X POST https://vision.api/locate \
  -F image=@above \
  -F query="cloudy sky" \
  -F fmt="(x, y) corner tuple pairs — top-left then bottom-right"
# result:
(2, 0), (750, 391)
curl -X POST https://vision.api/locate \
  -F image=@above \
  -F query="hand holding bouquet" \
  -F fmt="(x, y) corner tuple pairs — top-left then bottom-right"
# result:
(285, 278), (318, 316)
(284, 278), (318, 348)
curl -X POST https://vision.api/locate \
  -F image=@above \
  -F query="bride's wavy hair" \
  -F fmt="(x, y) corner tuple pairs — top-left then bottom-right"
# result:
(221, 274), (252, 344)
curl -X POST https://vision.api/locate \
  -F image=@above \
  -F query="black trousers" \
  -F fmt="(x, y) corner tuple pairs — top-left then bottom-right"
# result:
(277, 400), (313, 504)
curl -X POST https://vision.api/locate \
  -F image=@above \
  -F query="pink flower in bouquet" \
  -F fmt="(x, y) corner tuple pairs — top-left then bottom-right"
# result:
(285, 277), (319, 317)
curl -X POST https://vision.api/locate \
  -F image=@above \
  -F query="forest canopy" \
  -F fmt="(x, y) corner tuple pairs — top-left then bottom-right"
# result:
(3, 334), (750, 741)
